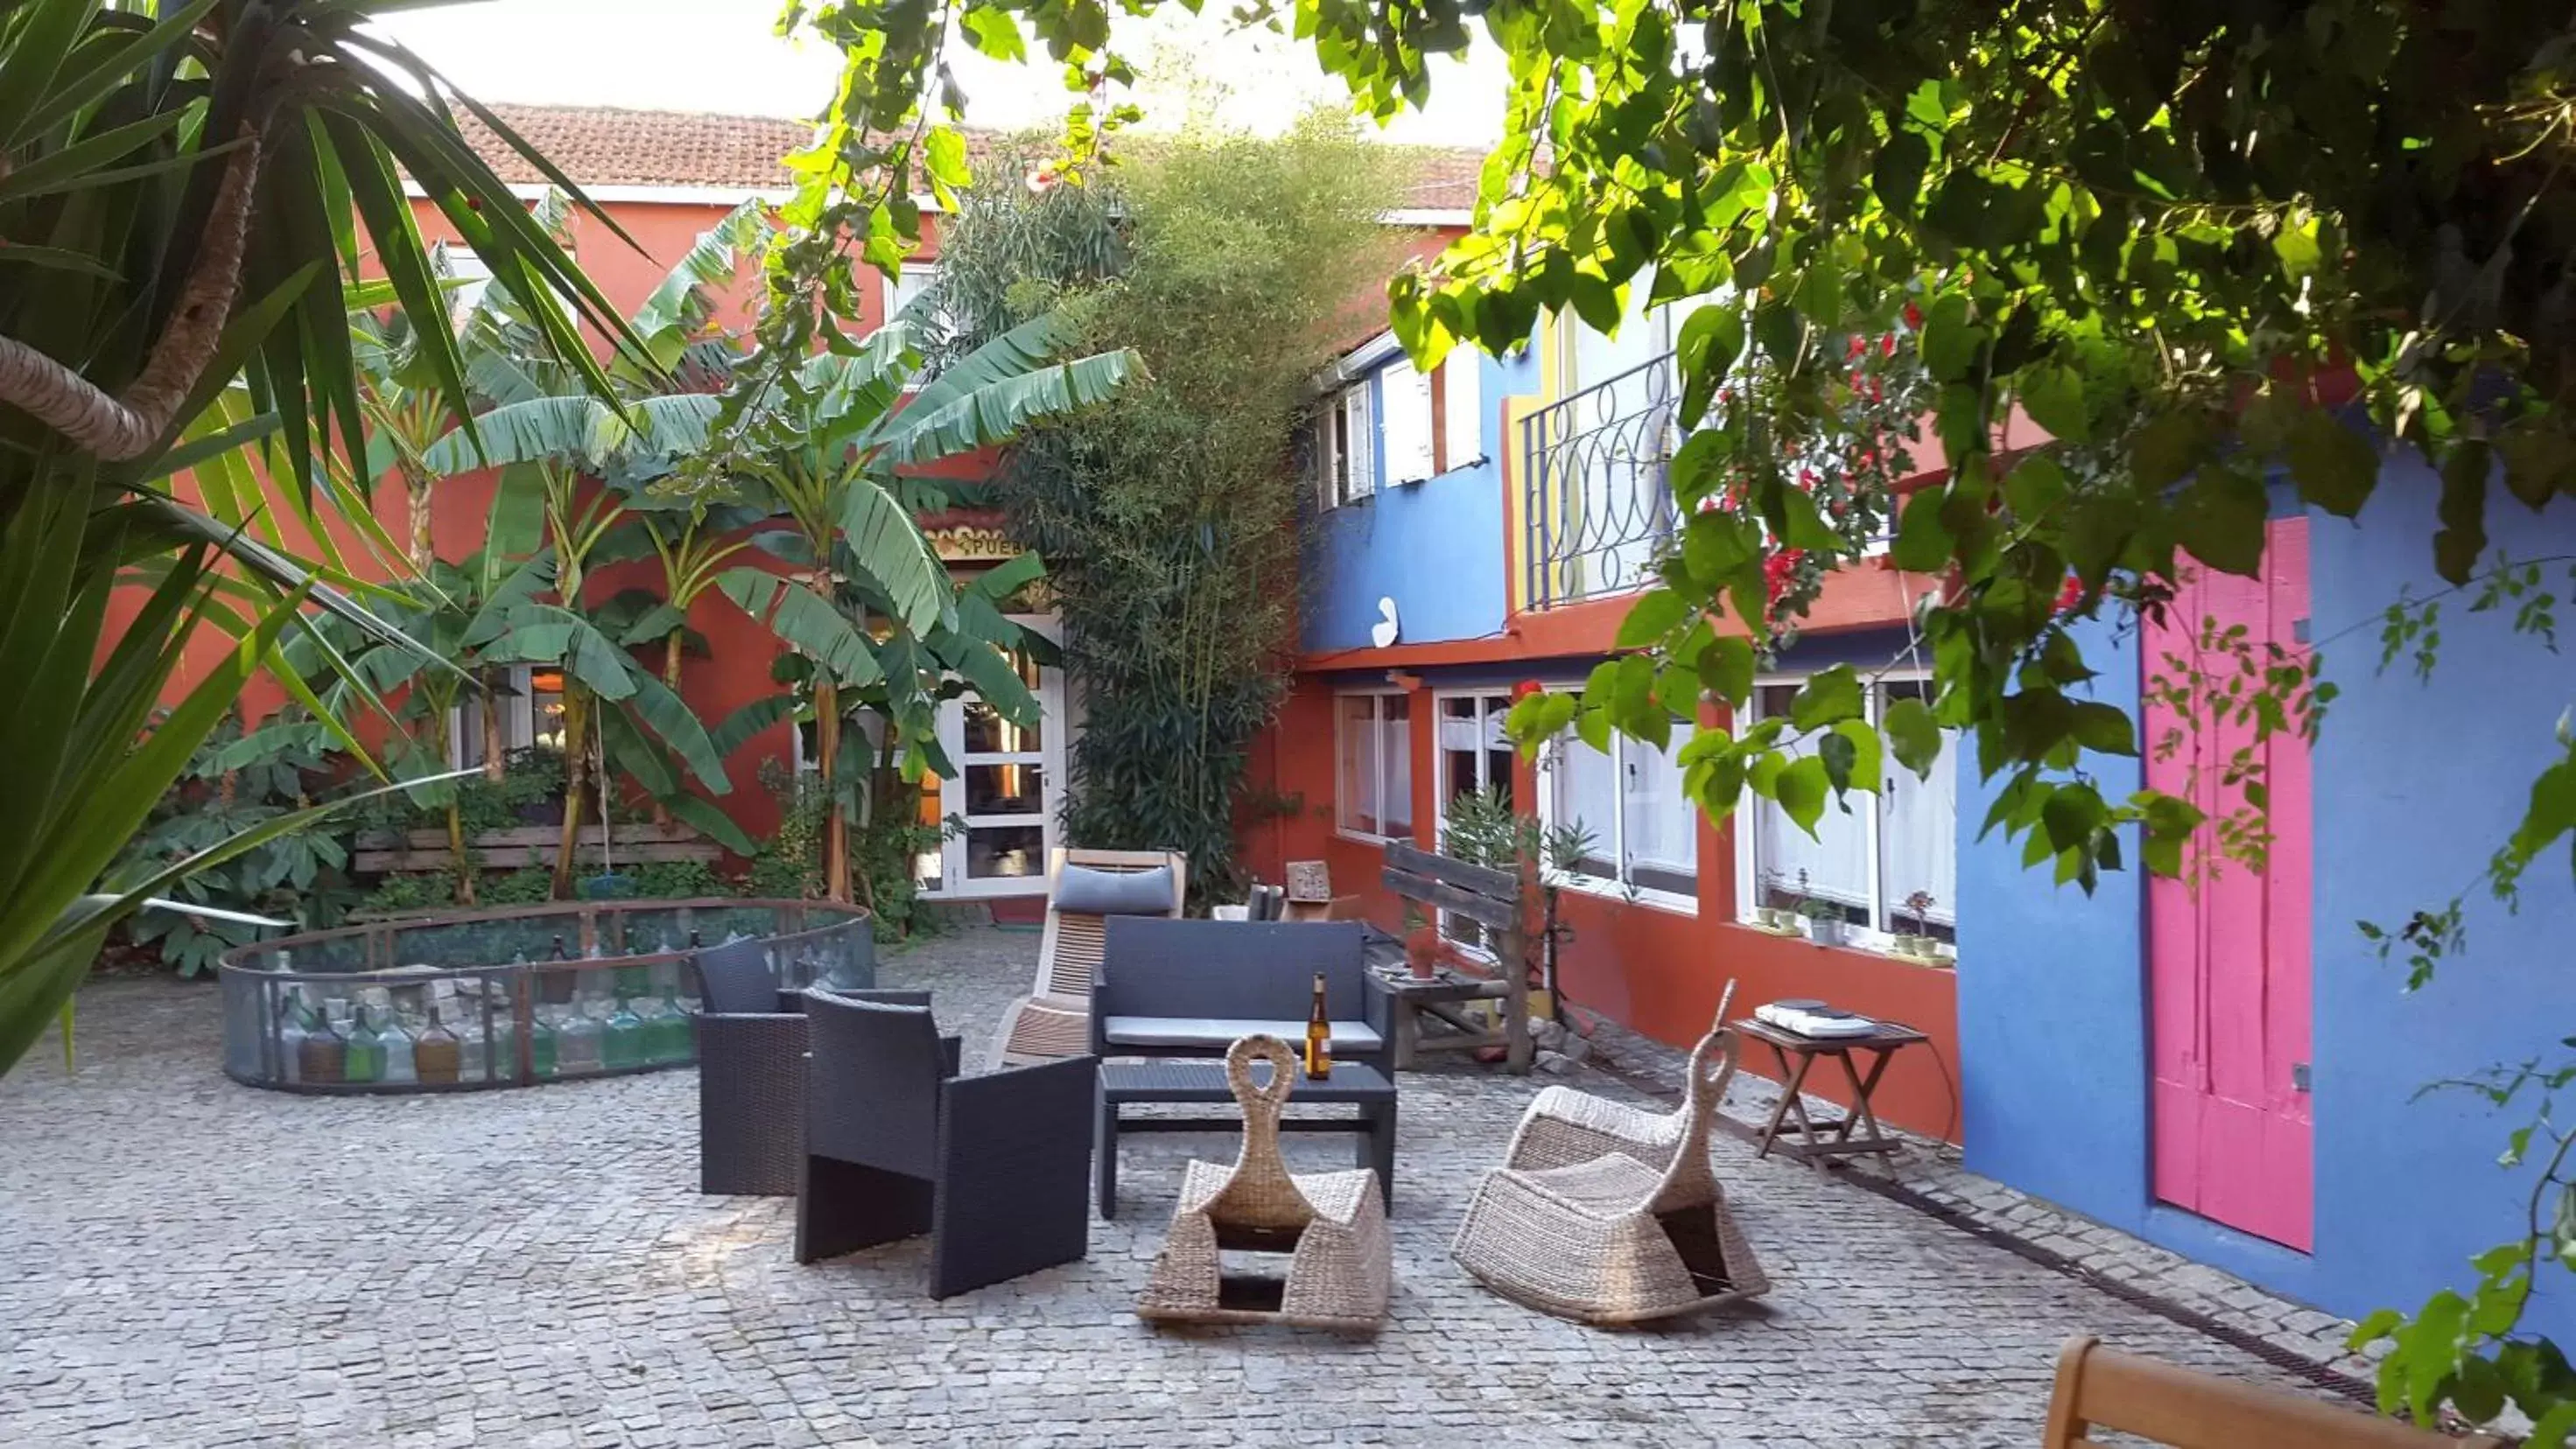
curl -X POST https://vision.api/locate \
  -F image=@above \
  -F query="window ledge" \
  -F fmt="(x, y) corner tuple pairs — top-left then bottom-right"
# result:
(1547, 874), (1698, 918)
(1334, 829), (1402, 847)
(1726, 917), (1957, 969)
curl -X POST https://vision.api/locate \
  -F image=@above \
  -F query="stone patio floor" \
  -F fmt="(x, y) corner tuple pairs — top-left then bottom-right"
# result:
(2, 924), (2364, 1448)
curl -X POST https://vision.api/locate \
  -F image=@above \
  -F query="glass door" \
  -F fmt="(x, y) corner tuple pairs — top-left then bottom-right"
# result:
(930, 616), (1063, 898)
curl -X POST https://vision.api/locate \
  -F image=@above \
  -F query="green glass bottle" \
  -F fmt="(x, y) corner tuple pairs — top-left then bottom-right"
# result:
(343, 1006), (383, 1084)
(530, 1004), (559, 1079)
(649, 984), (694, 1064)
(602, 992), (646, 1070)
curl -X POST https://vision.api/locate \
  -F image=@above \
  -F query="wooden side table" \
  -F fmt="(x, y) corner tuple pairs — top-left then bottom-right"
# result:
(1718, 1016), (1927, 1172)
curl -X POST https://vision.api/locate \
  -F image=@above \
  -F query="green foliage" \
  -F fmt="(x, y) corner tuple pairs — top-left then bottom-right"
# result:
(629, 858), (733, 900)
(114, 715), (363, 976)
(945, 121), (1411, 903)
(357, 872), (459, 917)
(478, 868), (555, 906)
(745, 761), (829, 901)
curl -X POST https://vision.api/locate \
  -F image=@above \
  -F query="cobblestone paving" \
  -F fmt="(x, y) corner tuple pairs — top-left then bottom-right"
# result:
(4, 926), (2336, 1448)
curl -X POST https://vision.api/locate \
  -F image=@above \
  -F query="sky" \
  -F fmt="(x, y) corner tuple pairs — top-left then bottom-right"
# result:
(371, 0), (1510, 150)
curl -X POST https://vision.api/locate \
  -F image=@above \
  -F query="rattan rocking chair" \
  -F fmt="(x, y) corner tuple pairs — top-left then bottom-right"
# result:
(1502, 981), (1739, 1192)
(1137, 1036), (1392, 1333)
(1451, 1003), (1769, 1326)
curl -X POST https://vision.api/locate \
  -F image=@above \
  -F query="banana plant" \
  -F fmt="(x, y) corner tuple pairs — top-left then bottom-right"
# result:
(722, 311), (1138, 900)
(0, 0), (646, 1075)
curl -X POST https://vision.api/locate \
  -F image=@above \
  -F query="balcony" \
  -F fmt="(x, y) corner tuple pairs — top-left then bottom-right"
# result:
(1520, 351), (1681, 610)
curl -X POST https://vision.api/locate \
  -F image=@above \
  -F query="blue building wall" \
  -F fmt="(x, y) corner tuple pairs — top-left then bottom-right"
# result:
(1960, 452), (2576, 1335)
(1300, 344), (1535, 653)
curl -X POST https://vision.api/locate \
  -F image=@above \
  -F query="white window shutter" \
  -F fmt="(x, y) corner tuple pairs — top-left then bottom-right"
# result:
(1381, 358), (1435, 485)
(1442, 355), (1483, 467)
(1346, 384), (1376, 500)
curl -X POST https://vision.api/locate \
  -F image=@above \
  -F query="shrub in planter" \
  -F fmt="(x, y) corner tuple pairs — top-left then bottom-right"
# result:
(1800, 899), (1850, 947)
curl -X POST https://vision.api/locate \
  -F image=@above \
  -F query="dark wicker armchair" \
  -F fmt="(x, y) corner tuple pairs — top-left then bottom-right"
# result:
(796, 988), (1096, 1298)
(695, 939), (920, 1197)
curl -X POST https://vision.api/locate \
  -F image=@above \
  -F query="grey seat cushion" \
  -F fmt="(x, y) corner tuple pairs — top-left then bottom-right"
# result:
(1101, 1016), (1385, 1053)
(1053, 862), (1176, 916)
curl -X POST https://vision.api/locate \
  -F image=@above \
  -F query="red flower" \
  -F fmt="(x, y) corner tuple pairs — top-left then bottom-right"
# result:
(1903, 301), (1924, 329)
(1025, 165), (1061, 194)
(1846, 334), (1868, 360)
(1763, 549), (1806, 605)
(1881, 332), (1899, 358)
(1511, 679), (1544, 703)
(2054, 574), (2085, 614)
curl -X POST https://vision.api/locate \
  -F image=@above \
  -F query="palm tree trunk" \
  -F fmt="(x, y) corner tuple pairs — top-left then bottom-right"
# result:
(480, 667), (507, 782)
(817, 678), (849, 901)
(432, 710), (477, 905)
(551, 685), (593, 900)
(404, 461), (435, 573)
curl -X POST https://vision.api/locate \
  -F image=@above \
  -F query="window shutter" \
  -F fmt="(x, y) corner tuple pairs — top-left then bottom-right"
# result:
(1345, 383), (1376, 500)
(1442, 355), (1483, 467)
(1382, 358), (1435, 484)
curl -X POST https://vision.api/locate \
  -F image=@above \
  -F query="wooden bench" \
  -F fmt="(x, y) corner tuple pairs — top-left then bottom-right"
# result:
(352, 822), (722, 875)
(2043, 1335), (2498, 1448)
(1378, 840), (1531, 1074)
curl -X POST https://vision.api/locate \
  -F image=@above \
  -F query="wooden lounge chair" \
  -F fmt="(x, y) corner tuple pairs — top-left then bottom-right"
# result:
(2043, 1335), (2496, 1447)
(1450, 1024), (1768, 1326)
(991, 846), (1186, 1067)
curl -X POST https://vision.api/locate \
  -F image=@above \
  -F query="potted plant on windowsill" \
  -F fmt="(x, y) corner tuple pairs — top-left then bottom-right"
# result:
(1894, 891), (1939, 957)
(1752, 871), (1799, 932)
(1799, 896), (1850, 947)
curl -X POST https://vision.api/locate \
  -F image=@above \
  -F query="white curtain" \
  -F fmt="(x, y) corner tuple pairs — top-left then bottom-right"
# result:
(1621, 732), (1697, 883)
(1550, 738), (1621, 884)
(1758, 786), (1872, 910)
(1338, 695), (1379, 834)
(1881, 736), (1958, 926)
(1379, 695), (1413, 838)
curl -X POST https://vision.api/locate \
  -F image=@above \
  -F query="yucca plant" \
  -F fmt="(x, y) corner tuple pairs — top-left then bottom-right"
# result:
(0, 0), (647, 1075)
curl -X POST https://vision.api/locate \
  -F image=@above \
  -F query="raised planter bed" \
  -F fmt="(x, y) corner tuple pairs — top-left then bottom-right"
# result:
(351, 822), (722, 875)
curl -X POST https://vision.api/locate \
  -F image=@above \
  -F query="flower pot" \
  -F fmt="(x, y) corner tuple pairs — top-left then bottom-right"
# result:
(1756, 906), (1788, 932)
(1404, 928), (1441, 980)
(1804, 916), (1847, 948)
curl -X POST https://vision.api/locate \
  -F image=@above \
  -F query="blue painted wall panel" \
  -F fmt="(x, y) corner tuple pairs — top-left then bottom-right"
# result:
(2306, 458), (2576, 1334)
(1301, 346), (1534, 654)
(1959, 449), (2576, 1335)
(1956, 615), (2151, 1225)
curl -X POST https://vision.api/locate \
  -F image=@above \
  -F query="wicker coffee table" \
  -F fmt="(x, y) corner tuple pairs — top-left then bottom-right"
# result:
(1095, 1060), (1396, 1219)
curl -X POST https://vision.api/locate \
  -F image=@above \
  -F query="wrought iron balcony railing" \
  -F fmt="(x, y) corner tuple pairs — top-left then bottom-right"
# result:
(1521, 351), (1680, 611)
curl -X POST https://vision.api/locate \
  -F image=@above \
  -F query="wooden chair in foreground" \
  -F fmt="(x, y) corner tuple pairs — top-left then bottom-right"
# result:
(2042, 1336), (2498, 1448)
(990, 846), (1186, 1067)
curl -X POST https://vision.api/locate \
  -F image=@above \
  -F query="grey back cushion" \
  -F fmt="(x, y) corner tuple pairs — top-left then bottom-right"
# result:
(1053, 861), (1175, 916)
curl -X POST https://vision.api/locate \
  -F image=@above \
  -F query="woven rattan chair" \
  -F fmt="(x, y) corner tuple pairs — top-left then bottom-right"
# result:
(1502, 981), (1739, 1194)
(1451, 1026), (1769, 1326)
(796, 990), (1095, 1298)
(992, 846), (1186, 1067)
(1138, 1036), (1392, 1333)
(696, 939), (926, 1197)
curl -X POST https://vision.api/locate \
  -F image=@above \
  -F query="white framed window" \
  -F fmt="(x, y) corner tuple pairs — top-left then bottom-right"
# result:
(1736, 672), (1958, 949)
(432, 242), (494, 320)
(1439, 354), (1483, 471)
(1314, 381), (1377, 509)
(1381, 357), (1436, 486)
(1534, 708), (1700, 914)
(450, 665), (566, 769)
(885, 262), (942, 323)
(1334, 690), (1413, 840)
(1434, 690), (1519, 950)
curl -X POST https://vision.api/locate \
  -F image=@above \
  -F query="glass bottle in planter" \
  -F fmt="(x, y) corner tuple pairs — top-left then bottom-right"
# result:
(376, 997), (417, 1086)
(296, 999), (345, 1085)
(602, 990), (646, 1071)
(554, 990), (604, 1075)
(276, 988), (309, 1086)
(342, 1005), (383, 1084)
(529, 1004), (558, 1080)
(414, 1008), (461, 1085)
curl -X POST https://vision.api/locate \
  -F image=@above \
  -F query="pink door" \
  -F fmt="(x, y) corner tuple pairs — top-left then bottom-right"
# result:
(2144, 516), (2314, 1250)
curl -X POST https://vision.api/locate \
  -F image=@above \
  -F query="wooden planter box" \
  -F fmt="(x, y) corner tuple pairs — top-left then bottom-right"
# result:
(351, 822), (722, 876)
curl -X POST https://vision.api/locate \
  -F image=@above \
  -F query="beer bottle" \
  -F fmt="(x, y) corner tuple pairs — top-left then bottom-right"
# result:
(1304, 971), (1332, 1080)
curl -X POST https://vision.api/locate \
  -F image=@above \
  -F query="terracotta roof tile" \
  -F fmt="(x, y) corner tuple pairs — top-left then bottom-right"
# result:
(453, 102), (1482, 210)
